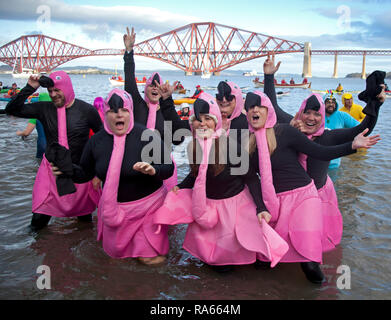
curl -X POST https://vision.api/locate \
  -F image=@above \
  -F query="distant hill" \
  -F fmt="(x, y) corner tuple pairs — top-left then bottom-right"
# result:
(346, 72), (391, 79)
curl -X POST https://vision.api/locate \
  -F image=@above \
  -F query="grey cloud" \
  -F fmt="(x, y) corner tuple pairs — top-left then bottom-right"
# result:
(0, 0), (199, 40)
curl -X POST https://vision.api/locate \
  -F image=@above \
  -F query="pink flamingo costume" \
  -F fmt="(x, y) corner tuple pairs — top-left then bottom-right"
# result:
(32, 71), (101, 218)
(154, 92), (288, 267)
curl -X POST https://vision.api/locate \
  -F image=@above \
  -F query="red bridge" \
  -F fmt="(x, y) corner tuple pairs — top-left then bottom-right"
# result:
(1, 22), (390, 78)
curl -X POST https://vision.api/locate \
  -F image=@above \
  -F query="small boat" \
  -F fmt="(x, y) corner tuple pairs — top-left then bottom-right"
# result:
(385, 91), (391, 99)
(173, 88), (187, 95)
(311, 89), (361, 95)
(0, 93), (39, 102)
(109, 76), (146, 86)
(253, 79), (311, 89)
(174, 98), (196, 105)
(243, 70), (259, 76)
(201, 72), (211, 79)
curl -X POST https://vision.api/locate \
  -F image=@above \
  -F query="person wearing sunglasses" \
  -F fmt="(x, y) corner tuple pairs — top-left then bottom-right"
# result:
(245, 90), (380, 284)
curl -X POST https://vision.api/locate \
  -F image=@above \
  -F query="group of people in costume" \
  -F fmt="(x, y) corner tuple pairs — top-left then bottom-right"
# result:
(5, 27), (386, 284)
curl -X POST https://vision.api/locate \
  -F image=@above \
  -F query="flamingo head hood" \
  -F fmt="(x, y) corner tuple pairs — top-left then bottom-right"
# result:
(103, 88), (134, 136)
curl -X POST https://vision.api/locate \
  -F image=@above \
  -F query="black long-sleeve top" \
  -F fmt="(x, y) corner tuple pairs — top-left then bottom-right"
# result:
(72, 123), (174, 202)
(123, 51), (184, 146)
(250, 124), (356, 193)
(177, 140), (267, 213)
(264, 73), (381, 189)
(5, 84), (102, 164)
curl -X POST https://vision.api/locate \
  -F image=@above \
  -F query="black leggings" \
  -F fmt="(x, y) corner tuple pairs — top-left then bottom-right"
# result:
(30, 212), (92, 231)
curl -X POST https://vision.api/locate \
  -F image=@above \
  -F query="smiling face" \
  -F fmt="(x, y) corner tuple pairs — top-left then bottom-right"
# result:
(344, 98), (353, 109)
(145, 84), (161, 104)
(216, 96), (236, 119)
(192, 113), (217, 139)
(300, 109), (322, 135)
(325, 98), (337, 115)
(247, 105), (268, 130)
(48, 87), (66, 108)
(106, 108), (130, 136)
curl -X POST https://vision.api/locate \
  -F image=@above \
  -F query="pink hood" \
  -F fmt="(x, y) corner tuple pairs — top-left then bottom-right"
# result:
(49, 71), (75, 108)
(297, 93), (325, 138)
(245, 90), (279, 222)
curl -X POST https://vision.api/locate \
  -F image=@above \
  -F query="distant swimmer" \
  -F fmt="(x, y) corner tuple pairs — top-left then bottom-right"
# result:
(336, 83), (343, 92)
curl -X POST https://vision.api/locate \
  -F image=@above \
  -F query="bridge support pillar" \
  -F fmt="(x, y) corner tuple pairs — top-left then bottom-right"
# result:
(332, 53), (338, 78)
(302, 42), (312, 78)
(361, 53), (366, 79)
(185, 71), (193, 76)
(194, 71), (202, 76)
(213, 72), (220, 76)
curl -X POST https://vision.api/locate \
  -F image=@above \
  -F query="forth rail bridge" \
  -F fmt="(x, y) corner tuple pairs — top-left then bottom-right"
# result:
(1, 22), (390, 79)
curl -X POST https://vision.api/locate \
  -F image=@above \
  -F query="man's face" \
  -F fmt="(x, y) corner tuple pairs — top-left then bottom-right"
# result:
(325, 98), (336, 115)
(344, 98), (353, 109)
(12, 84), (17, 89)
(48, 87), (66, 108)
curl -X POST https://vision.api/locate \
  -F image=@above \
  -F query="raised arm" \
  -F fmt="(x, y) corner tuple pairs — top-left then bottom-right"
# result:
(123, 27), (144, 106)
(325, 86), (385, 145)
(263, 53), (293, 124)
(5, 76), (46, 119)
(285, 124), (379, 161)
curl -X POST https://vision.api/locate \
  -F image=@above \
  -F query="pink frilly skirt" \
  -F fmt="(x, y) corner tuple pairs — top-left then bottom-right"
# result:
(97, 186), (169, 259)
(318, 175), (343, 252)
(263, 181), (324, 264)
(154, 187), (288, 267)
(32, 156), (101, 217)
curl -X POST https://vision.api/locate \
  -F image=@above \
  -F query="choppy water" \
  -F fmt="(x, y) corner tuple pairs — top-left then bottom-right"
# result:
(0, 71), (390, 300)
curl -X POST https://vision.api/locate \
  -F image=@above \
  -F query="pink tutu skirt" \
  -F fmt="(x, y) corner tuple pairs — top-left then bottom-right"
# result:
(32, 156), (101, 217)
(97, 186), (169, 259)
(266, 181), (324, 263)
(318, 175), (343, 252)
(181, 187), (288, 266)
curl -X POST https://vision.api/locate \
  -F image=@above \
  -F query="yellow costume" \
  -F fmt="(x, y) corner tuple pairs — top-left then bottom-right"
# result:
(340, 93), (366, 122)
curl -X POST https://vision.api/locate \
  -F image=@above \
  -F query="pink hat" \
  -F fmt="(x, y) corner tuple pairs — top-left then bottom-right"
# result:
(103, 88), (134, 136)
(49, 71), (75, 108)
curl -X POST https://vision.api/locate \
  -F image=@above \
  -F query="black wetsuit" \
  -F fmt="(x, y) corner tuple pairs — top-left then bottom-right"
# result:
(5, 84), (102, 164)
(264, 73), (381, 189)
(178, 142), (267, 214)
(250, 124), (356, 193)
(72, 124), (174, 202)
(123, 51), (184, 146)
(5, 84), (102, 229)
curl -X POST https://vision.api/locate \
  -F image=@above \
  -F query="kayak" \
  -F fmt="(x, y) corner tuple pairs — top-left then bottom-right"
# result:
(311, 89), (361, 95)
(1, 88), (20, 93)
(109, 77), (146, 86)
(174, 98), (195, 105)
(253, 80), (311, 89)
(0, 93), (40, 103)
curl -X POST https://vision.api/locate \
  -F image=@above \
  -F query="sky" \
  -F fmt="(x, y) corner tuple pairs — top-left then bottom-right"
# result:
(0, 0), (390, 77)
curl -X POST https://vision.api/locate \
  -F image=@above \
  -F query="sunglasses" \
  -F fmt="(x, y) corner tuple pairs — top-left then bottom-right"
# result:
(215, 93), (235, 102)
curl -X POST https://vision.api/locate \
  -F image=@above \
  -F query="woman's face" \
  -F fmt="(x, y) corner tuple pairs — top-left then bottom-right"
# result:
(192, 114), (216, 139)
(247, 105), (268, 130)
(106, 108), (130, 136)
(300, 109), (322, 135)
(216, 96), (236, 119)
(145, 84), (161, 104)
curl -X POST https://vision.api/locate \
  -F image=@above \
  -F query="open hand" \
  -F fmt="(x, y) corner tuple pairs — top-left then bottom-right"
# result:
(155, 80), (178, 100)
(290, 112), (307, 133)
(27, 75), (41, 89)
(263, 52), (281, 75)
(352, 128), (381, 149)
(133, 162), (156, 175)
(123, 26), (136, 51)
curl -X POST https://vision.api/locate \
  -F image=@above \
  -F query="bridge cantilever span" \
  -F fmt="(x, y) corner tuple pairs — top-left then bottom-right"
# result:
(0, 22), (304, 74)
